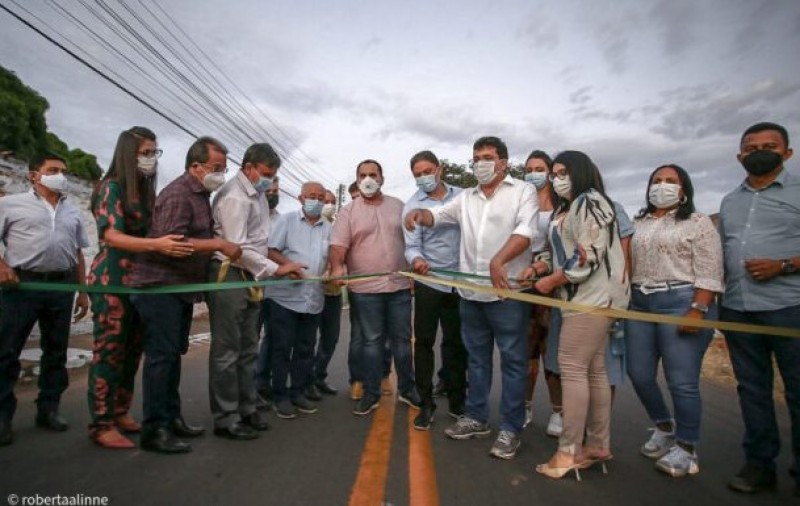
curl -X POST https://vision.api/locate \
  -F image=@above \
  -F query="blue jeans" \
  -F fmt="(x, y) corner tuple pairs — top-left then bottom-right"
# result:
(460, 298), (529, 434)
(350, 290), (415, 399)
(131, 294), (193, 431)
(347, 290), (364, 384)
(722, 304), (800, 477)
(625, 286), (715, 445)
(267, 301), (320, 402)
(312, 294), (342, 383)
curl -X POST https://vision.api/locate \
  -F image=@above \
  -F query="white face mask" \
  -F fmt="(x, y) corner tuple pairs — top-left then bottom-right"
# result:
(202, 172), (226, 192)
(137, 156), (158, 176)
(321, 203), (336, 218)
(38, 173), (68, 193)
(552, 176), (572, 199)
(359, 176), (380, 197)
(472, 160), (497, 185)
(648, 182), (682, 209)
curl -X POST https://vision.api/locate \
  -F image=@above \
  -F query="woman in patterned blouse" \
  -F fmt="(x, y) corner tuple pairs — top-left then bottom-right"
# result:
(626, 164), (723, 477)
(86, 127), (193, 448)
(533, 151), (629, 480)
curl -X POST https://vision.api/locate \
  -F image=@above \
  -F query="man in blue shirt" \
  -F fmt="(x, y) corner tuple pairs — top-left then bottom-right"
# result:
(403, 151), (468, 430)
(720, 122), (800, 496)
(264, 181), (331, 420)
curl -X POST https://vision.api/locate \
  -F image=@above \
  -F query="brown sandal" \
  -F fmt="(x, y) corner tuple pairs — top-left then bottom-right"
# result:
(92, 427), (135, 449)
(114, 414), (142, 433)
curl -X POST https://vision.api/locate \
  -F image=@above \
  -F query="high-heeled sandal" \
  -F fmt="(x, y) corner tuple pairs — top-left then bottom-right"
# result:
(578, 453), (614, 474)
(535, 461), (582, 481)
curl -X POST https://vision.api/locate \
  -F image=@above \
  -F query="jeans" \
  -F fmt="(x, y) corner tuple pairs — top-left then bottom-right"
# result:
(460, 298), (529, 434)
(0, 288), (74, 420)
(413, 282), (467, 408)
(268, 300), (321, 402)
(131, 293), (193, 431)
(625, 286), (714, 445)
(254, 300), (272, 391)
(312, 294), (342, 383)
(347, 290), (364, 385)
(350, 290), (415, 399)
(722, 303), (800, 477)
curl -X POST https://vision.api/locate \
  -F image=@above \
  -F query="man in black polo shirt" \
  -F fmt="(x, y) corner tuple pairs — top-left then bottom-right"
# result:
(0, 154), (90, 446)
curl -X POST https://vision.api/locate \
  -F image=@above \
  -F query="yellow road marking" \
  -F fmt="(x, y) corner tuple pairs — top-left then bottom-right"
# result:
(408, 409), (440, 506)
(348, 376), (397, 506)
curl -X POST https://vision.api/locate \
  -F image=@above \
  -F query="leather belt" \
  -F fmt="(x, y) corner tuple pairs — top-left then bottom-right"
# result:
(15, 268), (76, 282)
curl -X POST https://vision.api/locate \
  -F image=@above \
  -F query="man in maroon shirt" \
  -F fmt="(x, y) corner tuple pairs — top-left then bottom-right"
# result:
(130, 136), (241, 454)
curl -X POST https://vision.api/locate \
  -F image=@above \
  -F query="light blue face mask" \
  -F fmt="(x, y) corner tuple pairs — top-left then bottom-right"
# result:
(524, 172), (548, 190)
(252, 173), (273, 193)
(415, 174), (438, 193)
(303, 198), (323, 217)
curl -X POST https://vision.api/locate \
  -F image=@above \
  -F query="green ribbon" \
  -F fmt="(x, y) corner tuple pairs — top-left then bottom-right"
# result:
(1, 272), (395, 295)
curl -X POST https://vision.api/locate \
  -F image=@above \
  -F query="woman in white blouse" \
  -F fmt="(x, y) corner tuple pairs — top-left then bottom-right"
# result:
(626, 164), (723, 478)
(533, 151), (629, 480)
(522, 150), (563, 435)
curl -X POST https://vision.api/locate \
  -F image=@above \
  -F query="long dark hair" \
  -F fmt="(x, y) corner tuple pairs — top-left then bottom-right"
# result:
(552, 150), (617, 239)
(91, 126), (157, 216)
(635, 164), (696, 221)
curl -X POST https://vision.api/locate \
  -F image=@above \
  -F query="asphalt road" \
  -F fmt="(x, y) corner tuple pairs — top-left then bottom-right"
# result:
(0, 311), (794, 506)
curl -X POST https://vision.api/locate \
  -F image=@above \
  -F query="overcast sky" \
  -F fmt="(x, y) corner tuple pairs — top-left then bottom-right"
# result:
(1, 0), (799, 214)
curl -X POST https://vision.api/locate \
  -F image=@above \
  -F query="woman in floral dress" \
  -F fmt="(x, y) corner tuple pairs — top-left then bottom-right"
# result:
(87, 127), (193, 448)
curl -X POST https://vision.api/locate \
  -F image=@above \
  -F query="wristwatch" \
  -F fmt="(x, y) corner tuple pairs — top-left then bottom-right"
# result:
(690, 301), (709, 314)
(781, 259), (797, 275)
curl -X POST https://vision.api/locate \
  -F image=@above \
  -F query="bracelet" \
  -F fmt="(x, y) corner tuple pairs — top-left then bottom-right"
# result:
(690, 301), (709, 314)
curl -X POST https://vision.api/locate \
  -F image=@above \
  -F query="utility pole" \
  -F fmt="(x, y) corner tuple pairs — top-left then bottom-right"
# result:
(336, 183), (346, 211)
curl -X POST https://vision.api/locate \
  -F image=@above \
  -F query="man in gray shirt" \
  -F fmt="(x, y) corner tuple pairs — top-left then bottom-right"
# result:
(0, 154), (89, 446)
(720, 122), (800, 496)
(207, 143), (304, 441)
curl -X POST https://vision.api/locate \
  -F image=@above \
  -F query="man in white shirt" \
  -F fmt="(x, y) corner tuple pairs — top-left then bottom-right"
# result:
(207, 143), (304, 441)
(405, 136), (538, 459)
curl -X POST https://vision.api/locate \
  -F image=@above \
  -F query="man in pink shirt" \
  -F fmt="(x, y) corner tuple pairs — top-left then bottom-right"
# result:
(330, 159), (421, 415)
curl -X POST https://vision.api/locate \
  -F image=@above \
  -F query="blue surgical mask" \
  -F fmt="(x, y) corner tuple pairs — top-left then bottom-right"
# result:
(253, 175), (273, 193)
(303, 198), (323, 217)
(415, 174), (438, 193)
(524, 172), (548, 190)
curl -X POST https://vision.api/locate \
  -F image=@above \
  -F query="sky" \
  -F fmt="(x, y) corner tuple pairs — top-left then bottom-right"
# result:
(1, 0), (799, 215)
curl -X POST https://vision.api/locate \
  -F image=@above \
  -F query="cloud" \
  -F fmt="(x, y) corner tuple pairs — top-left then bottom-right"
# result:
(652, 79), (800, 141)
(516, 13), (560, 51)
(648, 0), (698, 58)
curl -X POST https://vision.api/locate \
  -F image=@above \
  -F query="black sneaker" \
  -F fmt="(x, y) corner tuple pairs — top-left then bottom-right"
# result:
(433, 380), (448, 398)
(398, 390), (422, 409)
(292, 396), (318, 414)
(304, 384), (323, 402)
(447, 402), (465, 419)
(353, 395), (380, 416)
(413, 405), (435, 431)
(728, 463), (777, 494)
(275, 400), (298, 419)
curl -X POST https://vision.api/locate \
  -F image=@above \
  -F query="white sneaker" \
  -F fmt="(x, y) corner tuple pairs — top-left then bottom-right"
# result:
(523, 402), (533, 429)
(546, 411), (563, 437)
(641, 427), (675, 459)
(655, 445), (699, 477)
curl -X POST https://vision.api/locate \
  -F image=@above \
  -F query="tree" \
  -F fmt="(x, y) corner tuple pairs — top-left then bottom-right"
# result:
(440, 159), (476, 189)
(0, 65), (101, 180)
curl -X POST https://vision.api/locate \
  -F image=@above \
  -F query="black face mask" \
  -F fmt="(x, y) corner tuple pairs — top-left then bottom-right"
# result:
(267, 193), (279, 209)
(742, 150), (783, 176)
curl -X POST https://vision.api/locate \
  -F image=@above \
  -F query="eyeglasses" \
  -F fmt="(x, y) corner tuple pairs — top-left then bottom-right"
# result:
(138, 149), (163, 158)
(199, 163), (228, 174)
(549, 170), (568, 181)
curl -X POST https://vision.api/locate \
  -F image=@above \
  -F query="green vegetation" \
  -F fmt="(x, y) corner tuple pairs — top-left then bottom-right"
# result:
(0, 65), (101, 180)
